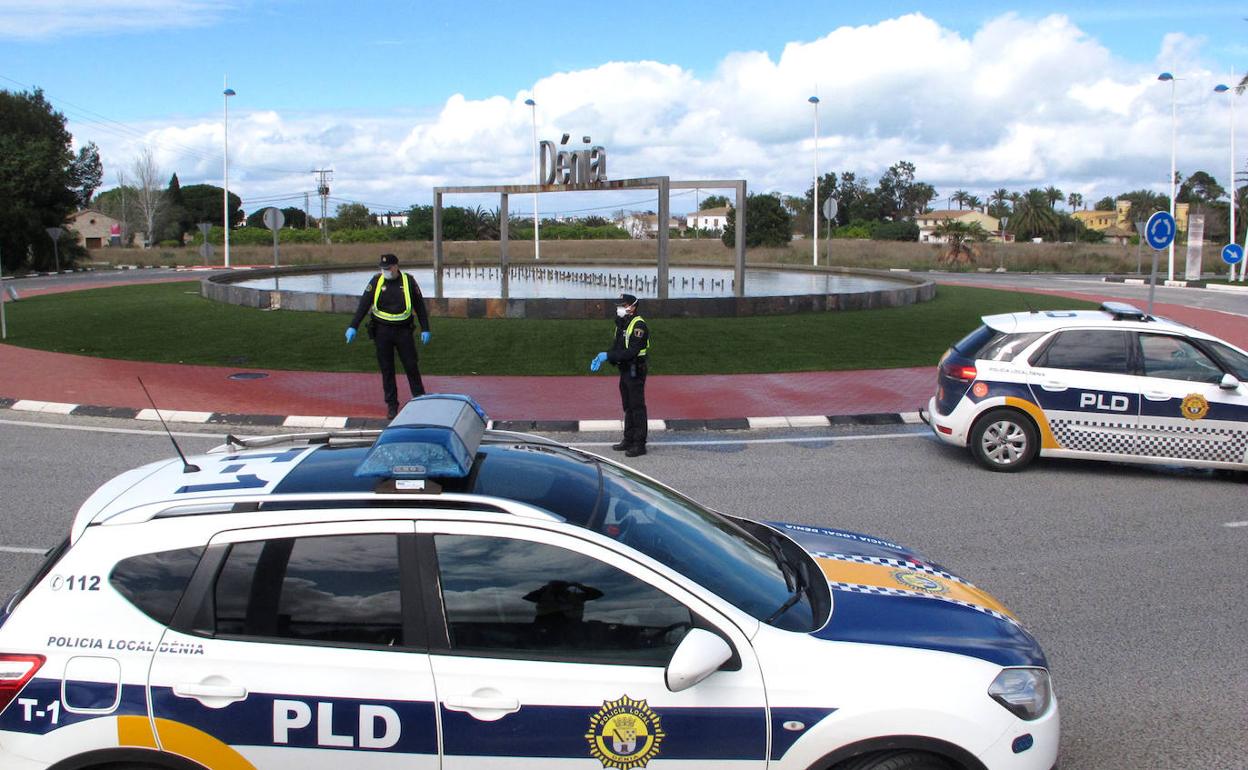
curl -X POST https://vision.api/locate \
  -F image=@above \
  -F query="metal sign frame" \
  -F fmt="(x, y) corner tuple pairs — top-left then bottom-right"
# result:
(432, 176), (747, 299)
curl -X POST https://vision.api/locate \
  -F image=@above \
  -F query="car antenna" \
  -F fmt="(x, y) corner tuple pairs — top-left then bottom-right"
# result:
(137, 377), (200, 473)
(1023, 298), (1038, 314)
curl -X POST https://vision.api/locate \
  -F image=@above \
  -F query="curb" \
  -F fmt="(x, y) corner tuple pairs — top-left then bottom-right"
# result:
(0, 398), (926, 433)
(1103, 275), (1248, 291)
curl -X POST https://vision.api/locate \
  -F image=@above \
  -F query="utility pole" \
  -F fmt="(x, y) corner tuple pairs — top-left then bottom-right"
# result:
(312, 169), (332, 244)
(303, 192), (311, 229)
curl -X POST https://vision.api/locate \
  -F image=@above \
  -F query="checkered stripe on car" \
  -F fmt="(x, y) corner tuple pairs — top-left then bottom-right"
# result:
(810, 552), (970, 586)
(827, 581), (1021, 627)
(1050, 418), (1136, 454)
(1136, 424), (1248, 464)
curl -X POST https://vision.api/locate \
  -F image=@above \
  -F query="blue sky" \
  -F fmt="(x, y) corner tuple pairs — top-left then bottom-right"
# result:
(4, 1), (1248, 216)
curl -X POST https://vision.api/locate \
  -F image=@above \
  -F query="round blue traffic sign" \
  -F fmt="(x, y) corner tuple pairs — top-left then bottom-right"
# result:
(1144, 211), (1176, 250)
(1222, 243), (1244, 265)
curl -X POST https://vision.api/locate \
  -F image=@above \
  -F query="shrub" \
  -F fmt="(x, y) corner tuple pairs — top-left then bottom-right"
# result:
(871, 221), (920, 241)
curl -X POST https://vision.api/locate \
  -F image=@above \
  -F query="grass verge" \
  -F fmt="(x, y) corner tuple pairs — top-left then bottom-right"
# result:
(1, 282), (1097, 375)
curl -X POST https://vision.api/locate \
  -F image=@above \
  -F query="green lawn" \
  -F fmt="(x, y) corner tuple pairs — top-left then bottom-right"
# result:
(1, 282), (1097, 375)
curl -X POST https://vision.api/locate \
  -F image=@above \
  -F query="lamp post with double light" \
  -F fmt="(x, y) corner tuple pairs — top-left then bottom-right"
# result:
(808, 95), (820, 266)
(223, 81), (236, 269)
(1215, 82), (1240, 281)
(524, 98), (540, 261)
(1158, 72), (1177, 280)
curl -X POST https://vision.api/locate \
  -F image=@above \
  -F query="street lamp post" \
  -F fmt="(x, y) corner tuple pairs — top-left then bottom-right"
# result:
(1215, 82), (1239, 282)
(223, 80), (236, 269)
(808, 95), (820, 266)
(524, 98), (540, 261)
(1158, 72), (1177, 281)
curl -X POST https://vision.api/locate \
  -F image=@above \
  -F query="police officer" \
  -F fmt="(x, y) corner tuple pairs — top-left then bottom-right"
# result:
(590, 293), (649, 457)
(345, 253), (431, 419)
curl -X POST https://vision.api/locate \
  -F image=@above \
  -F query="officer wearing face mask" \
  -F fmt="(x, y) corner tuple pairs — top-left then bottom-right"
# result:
(345, 253), (431, 419)
(590, 293), (649, 457)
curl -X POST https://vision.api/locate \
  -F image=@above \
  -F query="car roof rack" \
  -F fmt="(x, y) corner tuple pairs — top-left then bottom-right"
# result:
(1099, 301), (1152, 322)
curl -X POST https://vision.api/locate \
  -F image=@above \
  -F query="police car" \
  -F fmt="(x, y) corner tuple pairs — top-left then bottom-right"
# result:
(0, 395), (1057, 770)
(926, 302), (1248, 473)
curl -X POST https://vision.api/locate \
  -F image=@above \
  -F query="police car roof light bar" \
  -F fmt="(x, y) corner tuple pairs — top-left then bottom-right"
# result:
(1099, 302), (1151, 322)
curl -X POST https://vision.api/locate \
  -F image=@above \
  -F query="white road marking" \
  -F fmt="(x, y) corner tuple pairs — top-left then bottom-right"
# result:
(574, 431), (926, 448)
(0, 546), (47, 555)
(1224, 521), (1248, 528)
(0, 417), (213, 439)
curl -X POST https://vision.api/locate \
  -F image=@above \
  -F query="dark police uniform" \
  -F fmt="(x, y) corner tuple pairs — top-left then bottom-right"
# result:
(607, 304), (649, 454)
(349, 265), (430, 417)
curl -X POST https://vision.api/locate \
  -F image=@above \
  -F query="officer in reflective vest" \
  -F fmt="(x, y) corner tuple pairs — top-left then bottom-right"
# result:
(590, 293), (649, 457)
(345, 253), (431, 419)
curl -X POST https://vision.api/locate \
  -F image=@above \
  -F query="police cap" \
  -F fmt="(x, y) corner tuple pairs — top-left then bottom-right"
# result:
(620, 293), (638, 306)
(379, 253), (399, 267)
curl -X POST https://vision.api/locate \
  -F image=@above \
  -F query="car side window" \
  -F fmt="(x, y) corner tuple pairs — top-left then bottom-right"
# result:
(1032, 330), (1131, 374)
(213, 534), (403, 647)
(110, 546), (204, 625)
(1206, 340), (1248, 381)
(434, 534), (692, 665)
(1139, 334), (1225, 384)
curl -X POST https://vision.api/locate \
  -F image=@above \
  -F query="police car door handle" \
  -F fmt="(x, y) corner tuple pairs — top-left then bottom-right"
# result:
(444, 694), (520, 713)
(173, 681), (248, 702)
(1143, 390), (1171, 401)
(1040, 379), (1068, 391)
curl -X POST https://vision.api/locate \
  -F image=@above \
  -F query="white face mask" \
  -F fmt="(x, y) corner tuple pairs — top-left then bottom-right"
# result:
(616, 306), (628, 318)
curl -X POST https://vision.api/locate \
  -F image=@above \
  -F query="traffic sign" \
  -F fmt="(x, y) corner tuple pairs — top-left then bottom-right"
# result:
(262, 207), (285, 231)
(1144, 211), (1176, 250)
(1222, 243), (1244, 265)
(821, 198), (838, 221)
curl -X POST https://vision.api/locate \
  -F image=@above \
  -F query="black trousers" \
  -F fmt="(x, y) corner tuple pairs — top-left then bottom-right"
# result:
(373, 322), (424, 408)
(618, 360), (648, 447)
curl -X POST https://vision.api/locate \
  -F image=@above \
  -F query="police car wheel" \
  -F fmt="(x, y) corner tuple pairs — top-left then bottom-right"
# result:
(970, 408), (1038, 472)
(834, 749), (953, 770)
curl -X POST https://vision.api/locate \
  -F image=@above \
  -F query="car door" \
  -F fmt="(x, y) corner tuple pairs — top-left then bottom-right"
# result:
(417, 521), (769, 769)
(1134, 332), (1248, 466)
(146, 520), (438, 770)
(1026, 327), (1141, 457)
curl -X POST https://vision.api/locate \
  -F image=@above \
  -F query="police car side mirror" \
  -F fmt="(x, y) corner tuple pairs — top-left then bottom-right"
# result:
(665, 628), (733, 692)
(1220, 373), (1241, 391)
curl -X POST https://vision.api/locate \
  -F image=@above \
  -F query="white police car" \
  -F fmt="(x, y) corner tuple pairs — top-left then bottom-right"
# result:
(1, 395), (1057, 770)
(926, 302), (1248, 473)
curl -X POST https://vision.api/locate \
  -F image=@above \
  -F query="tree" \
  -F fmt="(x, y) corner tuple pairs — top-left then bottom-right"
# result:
(70, 142), (103, 208)
(1094, 196), (1115, 211)
(875, 160), (918, 219)
(801, 171), (840, 235)
(933, 219), (989, 266)
(1043, 186), (1063, 209)
(162, 173), (189, 242)
(964, 194), (983, 211)
(180, 183), (241, 229)
(699, 194), (729, 210)
(1119, 189), (1169, 226)
(951, 190), (969, 210)
(246, 206), (308, 229)
(1009, 189), (1061, 241)
(722, 194), (792, 247)
(988, 188), (1011, 219)
(333, 202), (373, 230)
(130, 146), (166, 246)
(1066, 192), (1083, 212)
(907, 182), (937, 217)
(0, 88), (81, 271)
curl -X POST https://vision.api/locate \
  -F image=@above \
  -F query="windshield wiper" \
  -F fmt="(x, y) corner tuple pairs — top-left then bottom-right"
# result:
(766, 553), (810, 624)
(767, 536), (796, 592)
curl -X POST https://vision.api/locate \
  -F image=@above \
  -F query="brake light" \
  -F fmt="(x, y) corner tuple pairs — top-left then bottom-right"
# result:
(0, 654), (44, 712)
(942, 361), (978, 382)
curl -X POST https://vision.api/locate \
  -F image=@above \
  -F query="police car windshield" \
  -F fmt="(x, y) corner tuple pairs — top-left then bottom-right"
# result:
(1208, 340), (1248, 380)
(597, 463), (813, 631)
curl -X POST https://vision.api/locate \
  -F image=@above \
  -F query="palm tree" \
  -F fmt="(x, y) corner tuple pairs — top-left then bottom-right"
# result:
(1066, 192), (1083, 211)
(965, 194), (984, 212)
(934, 219), (989, 266)
(1043, 186), (1063, 210)
(989, 188), (1011, 219)
(1011, 190), (1061, 241)
(951, 190), (969, 210)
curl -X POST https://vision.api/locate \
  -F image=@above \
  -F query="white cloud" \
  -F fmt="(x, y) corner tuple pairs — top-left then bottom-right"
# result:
(77, 12), (1244, 216)
(0, 0), (230, 40)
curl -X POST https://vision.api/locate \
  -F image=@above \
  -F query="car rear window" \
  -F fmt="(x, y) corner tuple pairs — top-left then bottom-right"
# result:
(953, 325), (998, 356)
(110, 546), (204, 625)
(978, 332), (1044, 362)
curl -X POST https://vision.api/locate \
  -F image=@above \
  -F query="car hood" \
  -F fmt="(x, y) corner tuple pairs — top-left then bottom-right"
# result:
(768, 522), (1048, 668)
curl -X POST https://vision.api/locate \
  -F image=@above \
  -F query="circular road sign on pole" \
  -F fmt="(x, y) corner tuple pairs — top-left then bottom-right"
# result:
(1222, 242), (1244, 266)
(1144, 210), (1176, 316)
(821, 198), (838, 264)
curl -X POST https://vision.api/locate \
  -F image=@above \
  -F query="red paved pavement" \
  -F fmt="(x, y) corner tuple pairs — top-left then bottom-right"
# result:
(0, 284), (1243, 421)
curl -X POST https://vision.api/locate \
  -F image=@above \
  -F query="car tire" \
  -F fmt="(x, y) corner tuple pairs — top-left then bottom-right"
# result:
(970, 408), (1038, 472)
(835, 750), (954, 770)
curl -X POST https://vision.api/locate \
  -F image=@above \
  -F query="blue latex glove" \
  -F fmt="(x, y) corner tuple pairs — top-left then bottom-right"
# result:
(590, 352), (608, 372)
(345, 327), (357, 344)
(421, 331), (431, 345)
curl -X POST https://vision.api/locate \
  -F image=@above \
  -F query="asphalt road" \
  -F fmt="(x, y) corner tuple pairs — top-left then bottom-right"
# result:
(1, 414), (1245, 769)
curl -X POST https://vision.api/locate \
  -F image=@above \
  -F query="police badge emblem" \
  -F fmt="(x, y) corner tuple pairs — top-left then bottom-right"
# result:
(891, 570), (949, 594)
(1180, 393), (1209, 420)
(585, 695), (665, 769)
